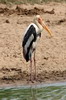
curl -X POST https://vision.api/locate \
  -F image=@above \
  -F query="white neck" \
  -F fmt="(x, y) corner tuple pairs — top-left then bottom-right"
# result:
(34, 20), (43, 33)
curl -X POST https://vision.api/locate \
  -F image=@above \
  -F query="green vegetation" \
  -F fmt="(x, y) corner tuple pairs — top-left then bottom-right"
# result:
(0, 0), (66, 4)
(0, 0), (24, 4)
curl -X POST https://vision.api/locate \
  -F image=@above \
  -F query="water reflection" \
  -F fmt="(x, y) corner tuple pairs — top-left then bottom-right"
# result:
(30, 85), (37, 100)
(0, 82), (66, 100)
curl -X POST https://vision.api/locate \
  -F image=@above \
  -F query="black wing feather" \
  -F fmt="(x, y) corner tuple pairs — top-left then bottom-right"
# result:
(22, 25), (37, 47)
(22, 25), (37, 62)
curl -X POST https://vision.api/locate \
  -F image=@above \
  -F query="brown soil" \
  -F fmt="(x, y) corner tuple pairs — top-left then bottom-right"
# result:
(0, 2), (66, 87)
(0, 5), (55, 15)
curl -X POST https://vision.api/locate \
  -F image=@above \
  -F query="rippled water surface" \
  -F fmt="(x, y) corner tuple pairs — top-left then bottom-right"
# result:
(0, 82), (66, 100)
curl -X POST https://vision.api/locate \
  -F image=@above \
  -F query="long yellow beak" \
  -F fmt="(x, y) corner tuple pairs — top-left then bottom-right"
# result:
(41, 23), (52, 36)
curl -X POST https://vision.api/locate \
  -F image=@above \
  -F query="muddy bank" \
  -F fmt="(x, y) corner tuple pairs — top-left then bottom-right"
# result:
(0, 4), (55, 15)
(1, 67), (66, 82)
(0, 2), (66, 87)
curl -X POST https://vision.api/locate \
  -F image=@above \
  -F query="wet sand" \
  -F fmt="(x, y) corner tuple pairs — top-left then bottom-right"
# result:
(0, 2), (66, 87)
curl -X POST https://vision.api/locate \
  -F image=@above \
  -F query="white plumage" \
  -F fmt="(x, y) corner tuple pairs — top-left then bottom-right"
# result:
(22, 15), (52, 81)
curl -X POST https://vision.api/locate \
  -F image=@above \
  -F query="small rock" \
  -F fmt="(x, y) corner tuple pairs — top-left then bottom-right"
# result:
(5, 19), (10, 23)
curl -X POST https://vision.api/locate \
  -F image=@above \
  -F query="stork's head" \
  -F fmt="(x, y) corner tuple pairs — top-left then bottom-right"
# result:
(34, 15), (52, 36)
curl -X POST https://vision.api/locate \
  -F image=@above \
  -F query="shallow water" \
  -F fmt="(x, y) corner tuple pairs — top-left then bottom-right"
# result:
(0, 82), (66, 100)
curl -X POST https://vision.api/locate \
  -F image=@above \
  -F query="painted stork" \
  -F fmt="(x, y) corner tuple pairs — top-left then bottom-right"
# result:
(22, 15), (52, 82)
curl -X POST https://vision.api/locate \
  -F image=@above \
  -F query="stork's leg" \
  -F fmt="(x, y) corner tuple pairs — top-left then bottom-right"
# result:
(34, 50), (37, 80)
(30, 58), (33, 82)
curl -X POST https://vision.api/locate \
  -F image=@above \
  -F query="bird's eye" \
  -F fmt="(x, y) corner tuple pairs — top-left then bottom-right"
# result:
(38, 18), (41, 20)
(38, 18), (41, 22)
(38, 18), (42, 24)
